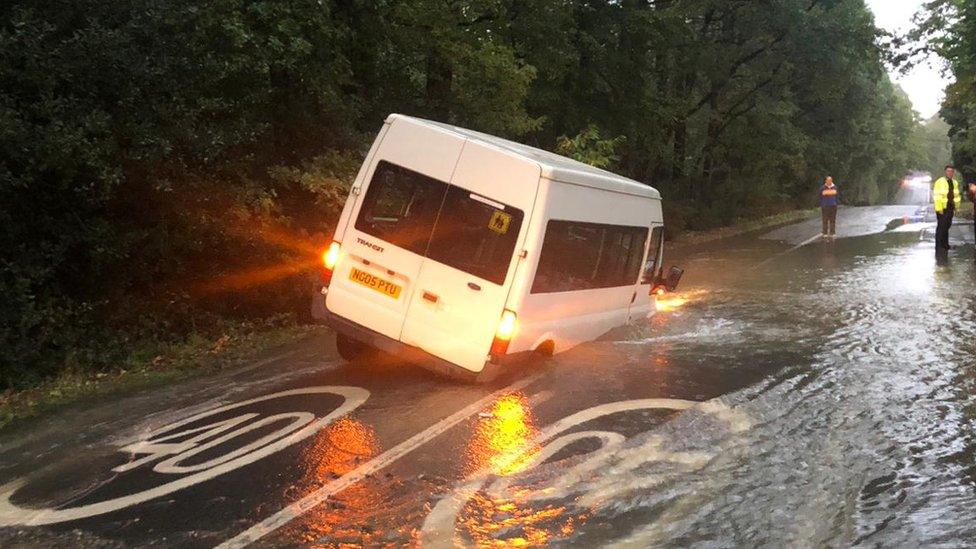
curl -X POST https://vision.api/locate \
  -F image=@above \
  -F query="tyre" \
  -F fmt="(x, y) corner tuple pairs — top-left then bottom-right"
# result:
(534, 340), (555, 357)
(336, 333), (367, 362)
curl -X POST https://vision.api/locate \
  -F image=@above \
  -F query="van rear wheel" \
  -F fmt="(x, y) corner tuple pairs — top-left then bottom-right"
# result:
(336, 333), (368, 362)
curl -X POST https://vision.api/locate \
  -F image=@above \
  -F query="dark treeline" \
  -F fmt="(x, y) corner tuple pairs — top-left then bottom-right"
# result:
(0, 0), (939, 387)
(915, 0), (976, 176)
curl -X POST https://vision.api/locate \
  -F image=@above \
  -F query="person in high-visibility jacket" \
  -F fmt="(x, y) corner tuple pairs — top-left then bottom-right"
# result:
(933, 165), (962, 251)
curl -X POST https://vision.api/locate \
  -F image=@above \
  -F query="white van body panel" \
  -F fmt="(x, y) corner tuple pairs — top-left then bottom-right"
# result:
(322, 114), (666, 378)
(326, 119), (465, 341)
(510, 178), (662, 354)
(410, 116), (660, 200)
(400, 140), (540, 372)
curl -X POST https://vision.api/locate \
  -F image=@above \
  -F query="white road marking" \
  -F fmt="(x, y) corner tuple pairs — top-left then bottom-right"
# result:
(419, 397), (750, 547)
(218, 373), (543, 549)
(0, 386), (369, 527)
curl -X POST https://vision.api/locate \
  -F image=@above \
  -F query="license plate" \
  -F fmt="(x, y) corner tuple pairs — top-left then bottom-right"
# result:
(349, 267), (402, 299)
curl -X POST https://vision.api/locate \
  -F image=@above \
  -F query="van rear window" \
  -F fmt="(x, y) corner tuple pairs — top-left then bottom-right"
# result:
(355, 160), (523, 285)
(428, 186), (523, 285)
(531, 220), (648, 293)
(355, 161), (448, 256)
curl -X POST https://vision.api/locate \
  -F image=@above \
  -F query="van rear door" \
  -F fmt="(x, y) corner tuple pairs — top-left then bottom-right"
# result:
(400, 143), (540, 373)
(325, 123), (462, 341)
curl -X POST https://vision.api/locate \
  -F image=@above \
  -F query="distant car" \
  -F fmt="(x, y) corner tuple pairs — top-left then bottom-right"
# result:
(313, 114), (681, 382)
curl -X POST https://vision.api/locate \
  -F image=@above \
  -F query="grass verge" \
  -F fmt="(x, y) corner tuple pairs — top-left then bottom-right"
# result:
(0, 321), (319, 432)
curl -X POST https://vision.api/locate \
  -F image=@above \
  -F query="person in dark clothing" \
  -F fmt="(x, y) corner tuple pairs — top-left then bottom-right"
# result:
(933, 165), (961, 251)
(819, 176), (839, 238)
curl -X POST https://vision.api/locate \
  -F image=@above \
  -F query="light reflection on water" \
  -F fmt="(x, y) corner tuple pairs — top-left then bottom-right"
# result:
(464, 393), (540, 477)
(595, 235), (976, 546)
(285, 418), (383, 545)
(458, 393), (571, 547)
(654, 288), (709, 313)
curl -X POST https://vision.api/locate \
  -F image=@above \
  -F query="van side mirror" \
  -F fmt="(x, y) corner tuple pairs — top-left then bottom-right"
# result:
(661, 266), (683, 292)
(640, 261), (656, 285)
(649, 266), (683, 296)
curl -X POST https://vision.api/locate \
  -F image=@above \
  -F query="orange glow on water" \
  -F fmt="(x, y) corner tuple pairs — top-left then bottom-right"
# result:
(458, 500), (568, 547)
(466, 393), (539, 476)
(283, 418), (387, 544)
(654, 288), (715, 313)
(654, 289), (708, 313)
(655, 295), (688, 312)
(314, 417), (379, 476)
(454, 394), (590, 546)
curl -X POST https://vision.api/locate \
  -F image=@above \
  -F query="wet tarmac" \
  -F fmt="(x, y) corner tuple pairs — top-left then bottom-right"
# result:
(1, 205), (975, 547)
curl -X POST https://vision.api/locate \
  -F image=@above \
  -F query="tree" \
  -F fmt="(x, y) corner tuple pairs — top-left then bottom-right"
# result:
(912, 0), (976, 174)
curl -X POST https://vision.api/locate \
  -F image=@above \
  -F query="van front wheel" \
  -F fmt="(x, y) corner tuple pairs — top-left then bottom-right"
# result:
(336, 333), (368, 362)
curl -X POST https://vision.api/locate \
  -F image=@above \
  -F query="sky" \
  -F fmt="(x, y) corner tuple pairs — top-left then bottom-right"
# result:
(866, 0), (951, 119)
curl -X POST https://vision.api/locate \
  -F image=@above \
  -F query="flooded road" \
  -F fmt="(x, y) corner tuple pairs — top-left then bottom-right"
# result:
(618, 206), (976, 546)
(1, 206), (974, 547)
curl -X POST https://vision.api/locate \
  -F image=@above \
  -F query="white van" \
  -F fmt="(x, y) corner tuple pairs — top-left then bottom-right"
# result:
(313, 114), (682, 382)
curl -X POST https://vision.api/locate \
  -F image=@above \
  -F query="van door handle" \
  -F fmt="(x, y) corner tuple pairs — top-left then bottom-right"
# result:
(422, 291), (439, 303)
(467, 282), (481, 291)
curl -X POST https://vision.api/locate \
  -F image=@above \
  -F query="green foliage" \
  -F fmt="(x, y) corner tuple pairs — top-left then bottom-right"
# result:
(914, 0), (976, 176)
(913, 117), (954, 170)
(555, 125), (625, 170)
(0, 0), (939, 389)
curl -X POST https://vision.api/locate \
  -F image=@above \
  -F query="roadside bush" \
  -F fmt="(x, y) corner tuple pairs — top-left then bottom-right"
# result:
(0, 0), (363, 389)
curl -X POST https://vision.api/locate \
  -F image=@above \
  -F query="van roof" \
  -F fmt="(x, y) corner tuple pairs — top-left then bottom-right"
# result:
(386, 114), (661, 200)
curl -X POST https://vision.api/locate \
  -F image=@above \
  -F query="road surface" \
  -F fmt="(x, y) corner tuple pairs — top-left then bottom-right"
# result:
(1, 206), (974, 547)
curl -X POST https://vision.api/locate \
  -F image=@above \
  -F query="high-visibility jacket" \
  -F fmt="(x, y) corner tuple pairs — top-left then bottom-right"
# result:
(933, 177), (961, 214)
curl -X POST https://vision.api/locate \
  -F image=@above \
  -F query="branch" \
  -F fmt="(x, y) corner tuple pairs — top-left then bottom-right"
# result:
(685, 0), (821, 118)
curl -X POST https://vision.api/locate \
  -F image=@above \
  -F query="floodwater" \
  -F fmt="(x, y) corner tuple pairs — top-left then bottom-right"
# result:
(1, 206), (974, 547)
(590, 206), (976, 546)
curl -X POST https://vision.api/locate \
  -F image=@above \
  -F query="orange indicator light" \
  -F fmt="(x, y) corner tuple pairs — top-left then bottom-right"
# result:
(323, 241), (341, 270)
(496, 309), (518, 340)
(490, 309), (518, 358)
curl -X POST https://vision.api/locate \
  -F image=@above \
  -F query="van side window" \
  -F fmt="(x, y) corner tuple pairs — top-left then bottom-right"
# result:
(428, 186), (524, 284)
(532, 220), (648, 293)
(640, 226), (665, 284)
(355, 161), (448, 255)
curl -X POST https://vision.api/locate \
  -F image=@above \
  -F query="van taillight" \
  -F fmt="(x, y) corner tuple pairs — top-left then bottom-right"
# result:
(322, 241), (341, 285)
(490, 309), (518, 357)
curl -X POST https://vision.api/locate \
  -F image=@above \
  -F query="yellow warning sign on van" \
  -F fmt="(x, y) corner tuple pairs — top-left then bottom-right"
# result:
(488, 210), (512, 235)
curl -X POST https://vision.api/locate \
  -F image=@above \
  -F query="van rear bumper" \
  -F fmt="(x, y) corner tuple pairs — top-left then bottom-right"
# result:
(314, 291), (506, 383)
